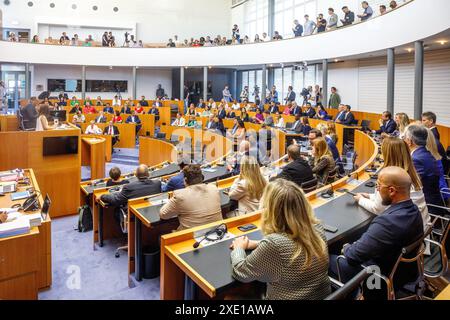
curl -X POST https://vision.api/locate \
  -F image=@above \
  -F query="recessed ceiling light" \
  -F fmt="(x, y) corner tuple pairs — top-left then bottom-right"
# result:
(438, 40), (448, 45)
(406, 48), (413, 53)
(109, 66), (113, 70)
(334, 59), (339, 62)
(208, 66), (212, 69)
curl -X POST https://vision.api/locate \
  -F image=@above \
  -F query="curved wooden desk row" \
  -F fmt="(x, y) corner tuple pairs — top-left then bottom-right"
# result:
(49, 100), (183, 110)
(125, 130), (379, 299)
(68, 113), (156, 138)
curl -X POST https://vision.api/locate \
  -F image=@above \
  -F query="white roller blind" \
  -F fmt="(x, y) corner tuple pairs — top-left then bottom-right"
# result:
(394, 53), (414, 118)
(423, 49), (450, 126)
(357, 56), (387, 113)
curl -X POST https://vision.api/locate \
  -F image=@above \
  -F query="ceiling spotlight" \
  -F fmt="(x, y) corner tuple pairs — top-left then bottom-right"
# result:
(438, 40), (447, 45)
(334, 59), (339, 62)
(406, 48), (413, 53)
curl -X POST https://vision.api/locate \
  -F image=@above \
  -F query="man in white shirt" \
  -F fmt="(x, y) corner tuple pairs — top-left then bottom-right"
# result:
(231, 100), (241, 111)
(327, 8), (339, 30)
(85, 120), (102, 135)
(303, 15), (317, 36)
(172, 113), (186, 127)
(112, 95), (122, 107)
(261, 32), (270, 42)
(240, 86), (249, 102)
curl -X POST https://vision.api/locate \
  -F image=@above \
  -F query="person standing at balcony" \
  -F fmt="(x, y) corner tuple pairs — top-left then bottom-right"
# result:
(285, 86), (296, 104)
(303, 15), (317, 36)
(272, 31), (283, 40)
(379, 5), (387, 15)
(232, 24), (241, 42)
(102, 32), (109, 47)
(223, 85), (232, 103)
(341, 6), (355, 26)
(262, 32), (270, 42)
(316, 14), (327, 33)
(293, 20), (303, 37)
(389, 1), (398, 10)
(328, 87), (341, 109)
(358, 1), (374, 21)
(270, 86), (279, 104)
(0, 81), (6, 115)
(327, 8), (338, 30)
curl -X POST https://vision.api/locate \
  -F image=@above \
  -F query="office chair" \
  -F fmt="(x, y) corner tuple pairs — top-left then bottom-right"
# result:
(16, 109), (34, 131)
(337, 226), (433, 300)
(115, 205), (128, 258)
(301, 177), (318, 194)
(360, 120), (371, 131)
(351, 119), (359, 126)
(326, 266), (376, 300)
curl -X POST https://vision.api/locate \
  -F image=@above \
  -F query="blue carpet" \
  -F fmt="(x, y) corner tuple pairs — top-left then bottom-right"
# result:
(38, 215), (160, 300)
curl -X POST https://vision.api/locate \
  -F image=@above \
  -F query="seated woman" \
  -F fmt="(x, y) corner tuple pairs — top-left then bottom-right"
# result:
(229, 118), (246, 150)
(391, 112), (410, 139)
(253, 108), (265, 124)
(201, 105), (211, 117)
(186, 115), (197, 127)
(353, 137), (430, 230)
(134, 103), (144, 114)
(300, 117), (312, 135)
(326, 122), (338, 144)
(311, 137), (336, 184)
(229, 156), (267, 215)
(316, 105), (329, 120)
(240, 109), (250, 122)
(283, 103), (292, 116)
(106, 167), (130, 187)
(112, 110), (123, 123)
(83, 101), (96, 114)
(73, 111), (86, 124)
(213, 115), (225, 135)
(230, 179), (331, 300)
(207, 98), (217, 109)
(95, 96), (103, 106)
(186, 103), (197, 116)
(274, 112), (285, 128)
(35, 104), (55, 131)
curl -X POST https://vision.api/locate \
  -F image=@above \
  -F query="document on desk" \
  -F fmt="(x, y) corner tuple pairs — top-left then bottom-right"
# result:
(202, 168), (217, 173)
(194, 232), (236, 248)
(0, 219), (30, 239)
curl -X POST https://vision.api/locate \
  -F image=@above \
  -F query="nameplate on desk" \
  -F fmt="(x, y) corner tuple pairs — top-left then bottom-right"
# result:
(347, 178), (362, 187)
(202, 168), (217, 173)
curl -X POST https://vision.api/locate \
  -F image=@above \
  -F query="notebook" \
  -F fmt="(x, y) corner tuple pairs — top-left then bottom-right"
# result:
(10, 191), (30, 201)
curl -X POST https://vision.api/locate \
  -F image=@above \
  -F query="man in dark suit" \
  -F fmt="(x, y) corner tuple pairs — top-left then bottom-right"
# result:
(338, 105), (355, 126)
(103, 121), (120, 153)
(20, 97), (39, 130)
(103, 104), (114, 114)
(404, 124), (445, 211)
(95, 111), (107, 123)
(422, 111), (448, 174)
(100, 165), (162, 207)
(148, 105), (160, 121)
(197, 99), (206, 109)
(162, 162), (187, 192)
(153, 99), (163, 107)
(217, 105), (226, 120)
(291, 102), (302, 116)
(205, 115), (217, 130)
(268, 102), (279, 114)
(334, 104), (346, 122)
(332, 167), (424, 299)
(125, 111), (142, 134)
(290, 115), (303, 133)
(375, 111), (397, 135)
(284, 86), (296, 104)
(271, 144), (314, 188)
(156, 84), (165, 99)
(139, 96), (149, 107)
(303, 103), (316, 118)
(120, 105), (132, 114)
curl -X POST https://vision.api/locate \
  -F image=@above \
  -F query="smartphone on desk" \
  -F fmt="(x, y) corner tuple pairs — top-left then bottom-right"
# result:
(238, 224), (258, 232)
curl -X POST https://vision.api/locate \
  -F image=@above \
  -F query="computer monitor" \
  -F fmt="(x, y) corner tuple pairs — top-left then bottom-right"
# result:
(41, 194), (51, 220)
(49, 110), (67, 122)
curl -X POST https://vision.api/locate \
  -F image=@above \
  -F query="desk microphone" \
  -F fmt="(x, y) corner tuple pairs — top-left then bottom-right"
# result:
(321, 183), (334, 199)
(193, 224), (228, 249)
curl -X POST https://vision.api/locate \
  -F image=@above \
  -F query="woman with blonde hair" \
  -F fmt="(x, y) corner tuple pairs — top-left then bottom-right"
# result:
(326, 122), (338, 144)
(392, 112), (410, 138)
(354, 136), (430, 229)
(229, 156), (267, 215)
(230, 179), (330, 300)
(311, 138), (335, 184)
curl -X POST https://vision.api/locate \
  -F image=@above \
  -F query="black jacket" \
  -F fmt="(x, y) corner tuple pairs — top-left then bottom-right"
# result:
(272, 158), (314, 188)
(21, 103), (38, 130)
(341, 112), (355, 126)
(103, 125), (120, 136)
(101, 179), (162, 207)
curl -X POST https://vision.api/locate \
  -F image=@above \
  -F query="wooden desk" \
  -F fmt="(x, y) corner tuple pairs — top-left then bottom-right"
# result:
(81, 137), (106, 180)
(139, 137), (177, 167)
(78, 123), (136, 149)
(0, 115), (18, 132)
(159, 130), (378, 299)
(0, 169), (52, 299)
(435, 285), (450, 300)
(81, 134), (112, 162)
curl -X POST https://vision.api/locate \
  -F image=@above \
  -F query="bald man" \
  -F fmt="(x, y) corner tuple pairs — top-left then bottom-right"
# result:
(228, 140), (251, 175)
(331, 167), (424, 299)
(100, 164), (162, 208)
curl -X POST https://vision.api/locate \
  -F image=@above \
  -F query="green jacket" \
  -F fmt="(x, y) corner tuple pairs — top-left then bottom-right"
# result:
(329, 93), (341, 108)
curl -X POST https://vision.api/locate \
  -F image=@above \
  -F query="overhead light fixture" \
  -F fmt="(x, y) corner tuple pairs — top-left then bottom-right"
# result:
(406, 48), (413, 53)
(208, 66), (212, 69)
(334, 59), (339, 63)
(438, 40), (448, 45)
(109, 66), (113, 70)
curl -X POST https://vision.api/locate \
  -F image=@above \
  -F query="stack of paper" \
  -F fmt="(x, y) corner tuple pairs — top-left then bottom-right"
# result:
(0, 219), (30, 238)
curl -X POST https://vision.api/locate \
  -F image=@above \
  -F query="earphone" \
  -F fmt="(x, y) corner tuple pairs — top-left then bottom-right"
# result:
(193, 224), (228, 249)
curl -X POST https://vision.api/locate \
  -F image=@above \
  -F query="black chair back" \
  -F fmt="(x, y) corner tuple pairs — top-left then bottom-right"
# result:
(326, 267), (375, 300)
(301, 177), (318, 194)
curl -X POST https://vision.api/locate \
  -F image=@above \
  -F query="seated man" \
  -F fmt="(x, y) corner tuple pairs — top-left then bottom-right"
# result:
(268, 102), (279, 114)
(228, 140), (250, 175)
(291, 102), (302, 117)
(374, 111), (397, 135)
(95, 111), (107, 123)
(171, 113), (186, 127)
(205, 114), (217, 130)
(153, 99), (162, 107)
(73, 111), (85, 123)
(69, 103), (82, 114)
(162, 162), (188, 192)
(263, 110), (274, 127)
(101, 165), (161, 207)
(125, 111), (142, 135)
(303, 103), (316, 118)
(148, 105), (160, 121)
(139, 96), (149, 107)
(103, 121), (120, 153)
(331, 167), (424, 299)
(159, 164), (222, 231)
(334, 104), (347, 123)
(106, 167), (129, 187)
(103, 103), (114, 114)
(95, 96), (103, 106)
(120, 105), (132, 115)
(290, 115), (303, 133)
(85, 120), (102, 134)
(270, 144), (314, 187)
(338, 105), (355, 126)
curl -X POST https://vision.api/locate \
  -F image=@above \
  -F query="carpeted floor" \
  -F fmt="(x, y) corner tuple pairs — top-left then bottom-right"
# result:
(38, 215), (161, 300)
